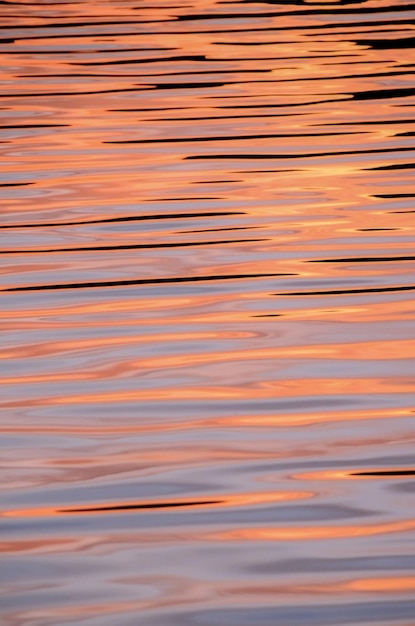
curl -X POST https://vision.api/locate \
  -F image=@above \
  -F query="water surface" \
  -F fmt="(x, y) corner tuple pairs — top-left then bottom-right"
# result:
(1, 0), (415, 624)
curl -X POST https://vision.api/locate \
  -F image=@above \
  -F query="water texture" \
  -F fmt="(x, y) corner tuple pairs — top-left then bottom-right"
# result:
(1, 0), (415, 624)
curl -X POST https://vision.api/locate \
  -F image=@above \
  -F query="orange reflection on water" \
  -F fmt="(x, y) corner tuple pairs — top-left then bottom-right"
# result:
(2, 0), (415, 622)
(2, 489), (313, 519)
(0, 406), (409, 436)
(295, 469), (415, 481)
(208, 519), (415, 542)
(1, 376), (411, 408)
(349, 577), (415, 593)
(219, 577), (415, 597)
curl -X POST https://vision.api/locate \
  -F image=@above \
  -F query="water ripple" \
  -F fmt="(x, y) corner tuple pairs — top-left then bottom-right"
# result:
(1, 0), (414, 624)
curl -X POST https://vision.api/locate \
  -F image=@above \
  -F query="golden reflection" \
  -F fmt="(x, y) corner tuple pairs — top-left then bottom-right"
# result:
(0, 407), (409, 435)
(349, 578), (415, 592)
(2, 490), (313, 519)
(208, 519), (415, 542)
(295, 469), (415, 481)
(0, 536), (96, 554)
(2, 0), (415, 620)
(217, 576), (415, 596)
(1, 376), (411, 407)
(2, 336), (414, 388)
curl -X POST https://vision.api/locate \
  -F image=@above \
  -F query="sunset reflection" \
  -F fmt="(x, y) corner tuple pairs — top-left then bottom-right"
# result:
(1, 0), (414, 624)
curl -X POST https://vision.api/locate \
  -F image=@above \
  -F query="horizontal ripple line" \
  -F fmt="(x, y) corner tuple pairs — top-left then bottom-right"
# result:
(316, 119), (415, 126)
(0, 18), (173, 30)
(309, 256), (415, 264)
(0, 86), (152, 98)
(71, 54), (207, 66)
(1, 238), (266, 255)
(0, 211), (245, 230)
(374, 194), (415, 198)
(105, 131), (365, 144)
(205, 85), (415, 103)
(177, 5), (415, 20)
(367, 162), (415, 170)
(0, 123), (70, 128)
(62, 500), (221, 513)
(0, 182), (34, 187)
(3, 272), (296, 293)
(275, 285), (415, 297)
(353, 470), (415, 477)
(185, 146), (415, 161)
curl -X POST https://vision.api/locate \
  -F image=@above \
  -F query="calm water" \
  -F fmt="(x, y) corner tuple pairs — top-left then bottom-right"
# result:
(1, 0), (415, 624)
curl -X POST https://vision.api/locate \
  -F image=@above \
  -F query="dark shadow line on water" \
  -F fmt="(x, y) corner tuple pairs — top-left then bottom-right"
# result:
(320, 59), (393, 66)
(0, 86), (153, 98)
(210, 21), (415, 40)
(0, 18), (175, 30)
(0, 182), (34, 187)
(185, 146), (415, 161)
(4, 272), (295, 292)
(274, 285), (415, 297)
(71, 54), (207, 66)
(354, 36), (415, 50)
(200, 9), (415, 23)
(0, 47), (178, 55)
(197, 97), (355, 107)
(0, 211), (244, 230)
(314, 119), (415, 126)
(210, 53), (361, 60)
(366, 162), (415, 171)
(232, 169), (301, 173)
(346, 87), (415, 101)
(153, 113), (306, 121)
(62, 500), (221, 513)
(264, 69), (415, 85)
(177, 226), (255, 234)
(178, 5), (415, 20)
(109, 106), (190, 112)
(204, 85), (415, 102)
(0, 123), (70, 129)
(3, 238), (267, 255)
(145, 197), (222, 201)
(123, 20), (415, 36)
(191, 179), (239, 184)
(353, 470), (415, 476)
(20, 69), (414, 84)
(306, 27), (414, 37)
(374, 193), (415, 198)
(148, 79), (294, 90)
(2, 83), (412, 99)
(105, 131), (366, 144)
(0, 32), (180, 42)
(0, 2), (82, 5)
(20, 69), (275, 79)
(309, 256), (415, 263)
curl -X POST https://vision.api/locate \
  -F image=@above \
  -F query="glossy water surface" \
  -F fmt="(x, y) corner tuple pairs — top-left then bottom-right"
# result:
(1, 0), (415, 624)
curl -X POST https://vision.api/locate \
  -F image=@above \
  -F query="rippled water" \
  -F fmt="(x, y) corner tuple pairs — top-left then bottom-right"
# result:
(1, 0), (415, 624)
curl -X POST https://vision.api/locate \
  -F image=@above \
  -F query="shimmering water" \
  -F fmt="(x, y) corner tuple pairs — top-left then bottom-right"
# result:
(1, 0), (415, 624)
